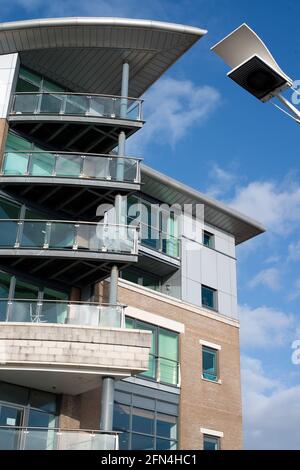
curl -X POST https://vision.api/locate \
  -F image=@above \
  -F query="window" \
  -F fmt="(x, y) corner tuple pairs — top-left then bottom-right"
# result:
(201, 285), (217, 311)
(202, 346), (218, 382)
(126, 318), (179, 386)
(113, 392), (178, 450)
(203, 230), (214, 249)
(121, 267), (161, 292)
(203, 434), (220, 450)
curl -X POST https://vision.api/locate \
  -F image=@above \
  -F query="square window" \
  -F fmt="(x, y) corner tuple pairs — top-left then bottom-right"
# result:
(201, 285), (217, 311)
(203, 231), (214, 248)
(202, 346), (218, 382)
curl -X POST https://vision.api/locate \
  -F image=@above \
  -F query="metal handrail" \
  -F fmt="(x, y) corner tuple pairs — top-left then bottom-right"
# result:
(0, 219), (139, 228)
(13, 91), (144, 102)
(0, 298), (125, 307)
(1, 150), (142, 160)
(0, 425), (119, 434)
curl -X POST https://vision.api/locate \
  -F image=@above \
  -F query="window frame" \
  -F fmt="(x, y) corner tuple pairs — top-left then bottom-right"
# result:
(201, 284), (218, 312)
(203, 434), (220, 450)
(202, 346), (219, 382)
(125, 316), (180, 387)
(203, 230), (215, 249)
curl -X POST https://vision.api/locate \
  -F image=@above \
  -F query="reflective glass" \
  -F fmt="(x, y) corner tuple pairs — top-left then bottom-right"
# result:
(202, 347), (218, 381)
(55, 154), (82, 177)
(31, 153), (56, 176)
(132, 408), (154, 435)
(131, 433), (154, 451)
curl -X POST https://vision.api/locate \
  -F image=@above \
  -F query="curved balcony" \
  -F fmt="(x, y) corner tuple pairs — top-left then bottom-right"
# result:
(0, 299), (125, 328)
(0, 323), (151, 394)
(0, 152), (141, 217)
(0, 426), (119, 450)
(0, 219), (139, 286)
(9, 93), (144, 154)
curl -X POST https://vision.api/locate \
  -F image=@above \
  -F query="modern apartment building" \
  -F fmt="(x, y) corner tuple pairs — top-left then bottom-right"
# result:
(0, 17), (264, 450)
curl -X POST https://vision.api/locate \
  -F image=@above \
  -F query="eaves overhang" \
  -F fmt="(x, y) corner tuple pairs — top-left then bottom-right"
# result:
(0, 17), (207, 97)
(141, 164), (266, 245)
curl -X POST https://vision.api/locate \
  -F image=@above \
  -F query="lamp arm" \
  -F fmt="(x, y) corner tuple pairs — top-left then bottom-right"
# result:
(274, 92), (300, 123)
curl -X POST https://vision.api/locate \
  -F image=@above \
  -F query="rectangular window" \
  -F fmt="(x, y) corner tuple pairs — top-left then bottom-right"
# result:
(203, 434), (220, 450)
(202, 346), (218, 382)
(203, 230), (214, 248)
(201, 285), (217, 311)
(125, 317), (179, 386)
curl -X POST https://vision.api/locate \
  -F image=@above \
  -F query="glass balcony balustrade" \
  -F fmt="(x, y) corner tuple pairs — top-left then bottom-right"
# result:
(0, 426), (119, 450)
(10, 92), (143, 121)
(0, 299), (125, 328)
(0, 220), (139, 255)
(138, 221), (180, 259)
(1, 152), (141, 184)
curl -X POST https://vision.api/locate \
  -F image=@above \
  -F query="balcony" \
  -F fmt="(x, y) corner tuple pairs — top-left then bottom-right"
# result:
(0, 426), (118, 450)
(9, 93), (144, 154)
(0, 323), (152, 394)
(0, 152), (141, 217)
(0, 220), (139, 286)
(0, 299), (125, 328)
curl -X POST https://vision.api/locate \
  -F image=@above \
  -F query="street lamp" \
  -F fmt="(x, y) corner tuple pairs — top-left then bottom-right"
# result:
(211, 23), (300, 123)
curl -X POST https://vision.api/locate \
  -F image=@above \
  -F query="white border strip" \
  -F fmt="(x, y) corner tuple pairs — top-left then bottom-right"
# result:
(199, 339), (221, 350)
(200, 428), (224, 438)
(126, 306), (185, 333)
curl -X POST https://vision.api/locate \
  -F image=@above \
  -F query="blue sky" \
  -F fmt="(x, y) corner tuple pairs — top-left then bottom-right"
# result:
(1, 0), (300, 449)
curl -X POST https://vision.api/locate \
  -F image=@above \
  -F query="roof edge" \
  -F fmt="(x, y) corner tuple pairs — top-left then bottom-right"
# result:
(0, 17), (207, 37)
(141, 164), (266, 239)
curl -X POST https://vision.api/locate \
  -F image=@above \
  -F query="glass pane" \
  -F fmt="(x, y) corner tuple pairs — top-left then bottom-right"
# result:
(83, 156), (110, 179)
(16, 78), (39, 93)
(21, 221), (47, 247)
(14, 279), (39, 299)
(132, 408), (154, 435)
(42, 79), (64, 93)
(65, 95), (89, 115)
(13, 94), (38, 114)
(131, 433), (154, 450)
(9, 300), (37, 322)
(40, 301), (68, 324)
(49, 223), (75, 249)
(159, 358), (178, 385)
(0, 198), (20, 219)
(3, 152), (29, 175)
(0, 271), (11, 298)
(40, 94), (63, 114)
(203, 435), (219, 450)
(0, 221), (18, 247)
(156, 439), (177, 450)
(30, 390), (57, 413)
(0, 382), (28, 405)
(0, 300), (8, 321)
(25, 209), (45, 220)
(118, 432), (129, 450)
(5, 132), (32, 152)
(140, 354), (156, 379)
(25, 411), (56, 450)
(18, 67), (41, 89)
(0, 406), (23, 450)
(156, 414), (177, 439)
(113, 403), (130, 432)
(203, 347), (218, 381)
(125, 317), (134, 329)
(55, 155), (82, 177)
(31, 153), (56, 176)
(43, 287), (68, 301)
(202, 285), (216, 310)
(159, 329), (178, 361)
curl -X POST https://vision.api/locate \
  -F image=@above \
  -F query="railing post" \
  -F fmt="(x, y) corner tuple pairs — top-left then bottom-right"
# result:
(44, 222), (52, 249)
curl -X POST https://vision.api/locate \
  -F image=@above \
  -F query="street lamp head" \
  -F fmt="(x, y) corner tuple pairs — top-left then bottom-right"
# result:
(211, 23), (293, 102)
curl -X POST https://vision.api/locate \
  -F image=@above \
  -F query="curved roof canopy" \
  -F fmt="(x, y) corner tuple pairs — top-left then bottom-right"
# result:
(0, 17), (207, 97)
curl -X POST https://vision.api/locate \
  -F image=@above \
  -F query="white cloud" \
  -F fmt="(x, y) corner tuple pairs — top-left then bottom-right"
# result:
(287, 277), (300, 301)
(229, 181), (300, 234)
(242, 355), (300, 449)
(240, 304), (295, 348)
(206, 164), (236, 198)
(128, 78), (220, 153)
(288, 239), (300, 261)
(249, 267), (281, 291)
